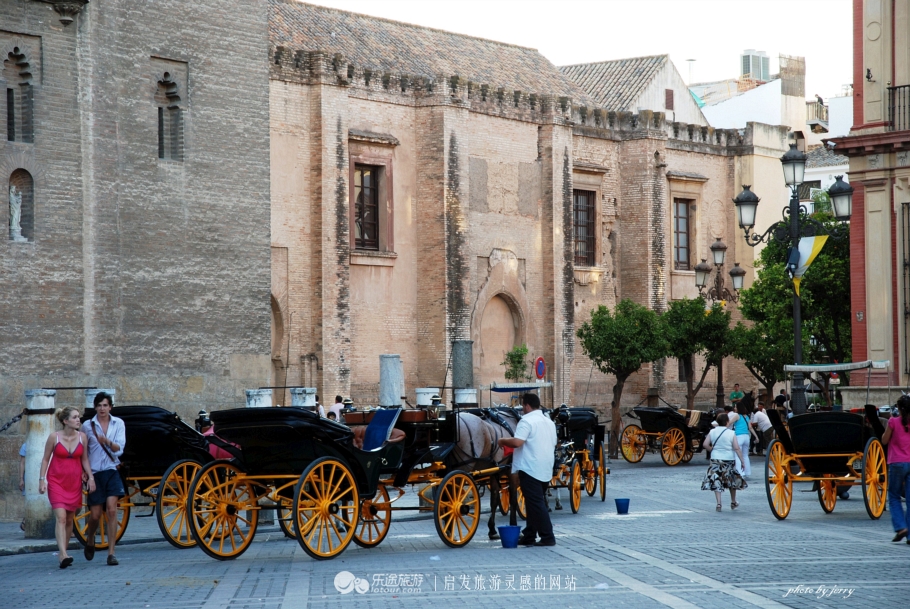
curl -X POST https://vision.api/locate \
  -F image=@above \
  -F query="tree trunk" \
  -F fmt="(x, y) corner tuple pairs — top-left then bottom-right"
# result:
(684, 357), (695, 410)
(609, 376), (627, 459)
(762, 383), (775, 409)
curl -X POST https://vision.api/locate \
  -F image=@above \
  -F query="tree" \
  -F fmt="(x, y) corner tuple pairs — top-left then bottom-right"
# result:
(501, 344), (531, 382)
(577, 299), (667, 458)
(738, 208), (850, 406)
(730, 321), (793, 407)
(663, 297), (734, 409)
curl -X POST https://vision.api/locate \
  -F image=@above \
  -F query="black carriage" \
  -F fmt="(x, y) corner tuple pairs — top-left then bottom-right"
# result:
(620, 405), (714, 466)
(75, 405), (221, 550)
(187, 405), (507, 560)
(764, 405), (887, 519)
(546, 406), (609, 512)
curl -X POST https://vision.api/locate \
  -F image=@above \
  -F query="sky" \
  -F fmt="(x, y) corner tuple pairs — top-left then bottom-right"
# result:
(301, 0), (854, 101)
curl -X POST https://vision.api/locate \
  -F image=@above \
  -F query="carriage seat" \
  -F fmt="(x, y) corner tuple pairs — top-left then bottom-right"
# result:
(687, 410), (701, 428)
(353, 409), (403, 451)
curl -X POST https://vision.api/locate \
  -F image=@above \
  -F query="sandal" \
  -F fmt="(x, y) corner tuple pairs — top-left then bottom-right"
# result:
(716, 504), (722, 512)
(731, 501), (740, 510)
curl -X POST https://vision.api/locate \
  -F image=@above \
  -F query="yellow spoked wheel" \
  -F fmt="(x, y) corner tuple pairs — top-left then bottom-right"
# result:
(498, 476), (511, 516)
(294, 457), (359, 560)
(862, 437), (887, 520)
(817, 475), (837, 514)
(277, 495), (296, 539)
(620, 424), (646, 463)
(516, 485), (526, 519)
(73, 480), (131, 549)
(765, 440), (792, 520)
(156, 459), (201, 549)
(598, 444), (608, 502)
(660, 427), (686, 466)
(681, 441), (694, 463)
(434, 471), (480, 548)
(353, 484), (391, 548)
(188, 460), (259, 560)
(569, 460), (583, 514)
(583, 453), (597, 497)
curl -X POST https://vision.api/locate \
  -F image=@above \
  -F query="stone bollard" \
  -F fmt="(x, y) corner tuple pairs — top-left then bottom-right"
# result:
(379, 355), (403, 408)
(24, 389), (56, 539)
(452, 340), (474, 390)
(289, 387), (317, 409)
(646, 387), (660, 408)
(85, 388), (116, 413)
(245, 389), (272, 408)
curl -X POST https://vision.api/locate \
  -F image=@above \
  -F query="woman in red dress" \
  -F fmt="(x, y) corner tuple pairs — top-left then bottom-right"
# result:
(39, 407), (95, 568)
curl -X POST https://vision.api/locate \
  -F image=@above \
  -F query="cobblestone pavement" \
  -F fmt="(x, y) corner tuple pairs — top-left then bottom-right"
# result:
(2, 452), (907, 608)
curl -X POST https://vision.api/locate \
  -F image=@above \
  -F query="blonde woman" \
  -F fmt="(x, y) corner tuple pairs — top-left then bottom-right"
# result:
(39, 407), (95, 568)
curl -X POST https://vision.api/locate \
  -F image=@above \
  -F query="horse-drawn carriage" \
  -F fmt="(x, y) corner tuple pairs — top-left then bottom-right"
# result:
(546, 406), (608, 512)
(186, 404), (511, 560)
(764, 405), (887, 520)
(74, 405), (225, 550)
(620, 405), (715, 466)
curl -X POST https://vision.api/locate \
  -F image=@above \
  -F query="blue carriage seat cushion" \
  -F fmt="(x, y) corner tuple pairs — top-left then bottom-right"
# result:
(361, 408), (402, 452)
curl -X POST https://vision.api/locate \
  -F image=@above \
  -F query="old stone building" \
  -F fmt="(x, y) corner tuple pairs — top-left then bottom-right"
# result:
(0, 0), (271, 519)
(267, 0), (781, 409)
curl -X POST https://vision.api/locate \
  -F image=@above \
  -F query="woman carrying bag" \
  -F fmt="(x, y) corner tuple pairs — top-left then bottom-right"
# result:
(701, 412), (748, 511)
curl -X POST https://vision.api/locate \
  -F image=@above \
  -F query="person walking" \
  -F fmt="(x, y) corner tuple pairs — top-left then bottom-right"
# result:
(751, 402), (774, 456)
(732, 401), (758, 477)
(498, 393), (557, 546)
(38, 407), (95, 568)
(701, 412), (747, 511)
(83, 392), (126, 566)
(883, 395), (910, 543)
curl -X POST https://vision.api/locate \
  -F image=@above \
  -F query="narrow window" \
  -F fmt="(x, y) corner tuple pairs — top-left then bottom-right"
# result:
(6, 88), (13, 141)
(673, 198), (691, 270)
(155, 72), (183, 161)
(678, 356), (690, 383)
(157, 107), (164, 158)
(665, 89), (674, 111)
(573, 189), (596, 266)
(354, 164), (379, 250)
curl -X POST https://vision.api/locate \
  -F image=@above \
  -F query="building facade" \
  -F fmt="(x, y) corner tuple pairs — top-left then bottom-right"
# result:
(0, 0), (272, 519)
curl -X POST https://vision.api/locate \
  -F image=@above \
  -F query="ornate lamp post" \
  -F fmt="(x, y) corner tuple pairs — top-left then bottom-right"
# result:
(694, 239), (745, 409)
(732, 143), (853, 415)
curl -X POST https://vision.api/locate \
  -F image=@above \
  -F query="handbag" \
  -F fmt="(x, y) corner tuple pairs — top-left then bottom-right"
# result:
(90, 420), (120, 470)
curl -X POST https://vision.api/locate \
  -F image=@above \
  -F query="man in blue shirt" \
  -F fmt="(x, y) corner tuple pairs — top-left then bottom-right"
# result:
(498, 393), (557, 546)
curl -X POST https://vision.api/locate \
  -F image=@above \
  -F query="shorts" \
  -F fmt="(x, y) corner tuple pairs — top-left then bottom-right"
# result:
(87, 469), (125, 506)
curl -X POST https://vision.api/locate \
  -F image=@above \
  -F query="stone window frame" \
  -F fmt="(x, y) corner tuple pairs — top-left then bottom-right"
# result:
(572, 188), (596, 266)
(673, 197), (692, 270)
(667, 172), (708, 276)
(571, 164), (608, 277)
(349, 132), (398, 265)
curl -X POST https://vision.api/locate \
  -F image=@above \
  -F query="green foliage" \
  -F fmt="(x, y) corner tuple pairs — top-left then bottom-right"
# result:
(577, 300), (668, 382)
(812, 189), (832, 215)
(501, 343), (531, 382)
(737, 209), (851, 404)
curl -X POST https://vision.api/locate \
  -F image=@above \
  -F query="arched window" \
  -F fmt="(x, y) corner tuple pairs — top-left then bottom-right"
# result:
(9, 169), (34, 242)
(3, 46), (33, 143)
(155, 72), (183, 160)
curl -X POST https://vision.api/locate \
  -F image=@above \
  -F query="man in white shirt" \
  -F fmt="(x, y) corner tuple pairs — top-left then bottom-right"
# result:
(751, 403), (774, 456)
(329, 395), (344, 420)
(83, 392), (126, 566)
(498, 393), (557, 546)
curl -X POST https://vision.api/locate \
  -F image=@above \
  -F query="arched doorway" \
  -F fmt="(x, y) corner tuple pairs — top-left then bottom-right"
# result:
(479, 294), (519, 385)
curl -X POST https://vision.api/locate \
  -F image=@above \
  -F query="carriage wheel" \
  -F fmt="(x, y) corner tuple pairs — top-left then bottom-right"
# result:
(598, 443), (607, 502)
(516, 485), (527, 519)
(862, 437), (887, 520)
(73, 481), (131, 549)
(277, 495), (296, 539)
(498, 476), (511, 516)
(764, 440), (792, 520)
(583, 451), (597, 497)
(294, 457), (359, 560)
(620, 424), (646, 463)
(817, 475), (837, 514)
(660, 427), (686, 466)
(353, 484), (391, 548)
(188, 460), (258, 560)
(434, 471), (480, 548)
(569, 460), (583, 514)
(156, 459), (201, 548)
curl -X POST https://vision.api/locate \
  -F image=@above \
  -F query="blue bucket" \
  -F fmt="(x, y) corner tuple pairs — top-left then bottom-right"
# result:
(614, 498), (630, 514)
(498, 525), (522, 548)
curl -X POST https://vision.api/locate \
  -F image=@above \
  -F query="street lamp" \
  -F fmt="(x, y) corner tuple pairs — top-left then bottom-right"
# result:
(732, 142), (853, 415)
(695, 238), (744, 409)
